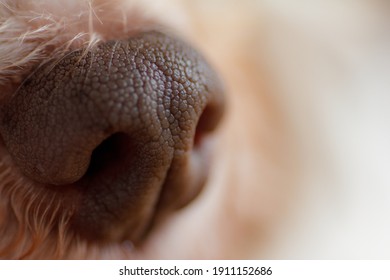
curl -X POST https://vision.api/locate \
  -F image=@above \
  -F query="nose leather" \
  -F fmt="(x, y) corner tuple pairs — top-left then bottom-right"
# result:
(0, 31), (224, 242)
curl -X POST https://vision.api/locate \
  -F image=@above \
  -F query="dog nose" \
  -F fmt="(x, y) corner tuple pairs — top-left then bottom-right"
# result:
(0, 31), (224, 241)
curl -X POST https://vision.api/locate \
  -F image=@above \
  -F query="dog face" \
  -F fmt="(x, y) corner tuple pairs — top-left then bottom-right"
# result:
(3, 0), (388, 260)
(0, 0), (292, 259)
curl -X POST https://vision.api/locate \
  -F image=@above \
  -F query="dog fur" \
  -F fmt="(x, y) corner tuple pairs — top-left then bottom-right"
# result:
(0, 0), (389, 259)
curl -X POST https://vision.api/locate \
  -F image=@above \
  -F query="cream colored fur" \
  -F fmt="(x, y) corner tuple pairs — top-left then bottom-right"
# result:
(0, 0), (389, 259)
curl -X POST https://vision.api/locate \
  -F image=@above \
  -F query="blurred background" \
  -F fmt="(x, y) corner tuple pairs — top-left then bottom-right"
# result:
(170, 0), (390, 259)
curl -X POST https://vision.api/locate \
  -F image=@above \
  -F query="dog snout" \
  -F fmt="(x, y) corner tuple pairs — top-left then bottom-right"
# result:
(0, 31), (225, 242)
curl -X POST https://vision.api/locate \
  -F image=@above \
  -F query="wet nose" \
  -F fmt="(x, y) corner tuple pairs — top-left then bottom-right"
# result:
(0, 31), (224, 241)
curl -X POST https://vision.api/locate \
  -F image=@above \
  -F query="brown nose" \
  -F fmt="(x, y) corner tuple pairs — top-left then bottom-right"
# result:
(0, 31), (224, 242)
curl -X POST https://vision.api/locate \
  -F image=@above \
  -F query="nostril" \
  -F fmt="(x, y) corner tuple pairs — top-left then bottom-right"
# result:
(0, 31), (225, 242)
(85, 133), (134, 179)
(194, 103), (224, 148)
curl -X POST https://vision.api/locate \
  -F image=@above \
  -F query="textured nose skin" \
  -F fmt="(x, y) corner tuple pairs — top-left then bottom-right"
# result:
(0, 31), (224, 241)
